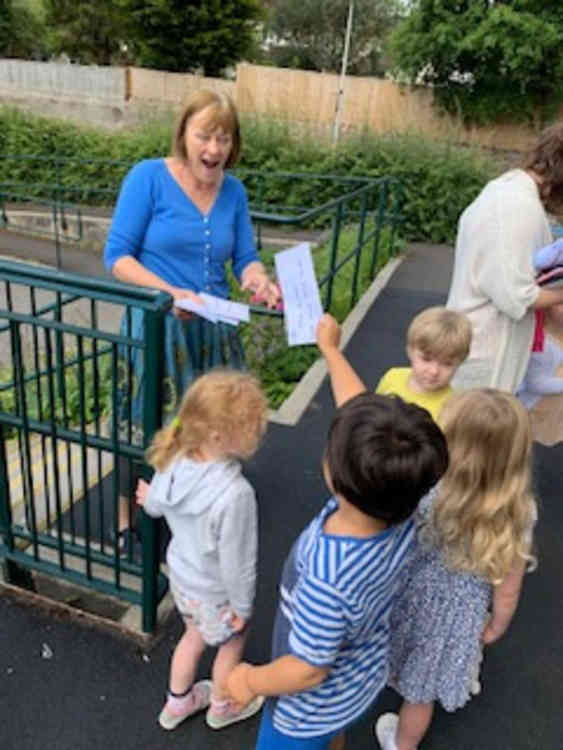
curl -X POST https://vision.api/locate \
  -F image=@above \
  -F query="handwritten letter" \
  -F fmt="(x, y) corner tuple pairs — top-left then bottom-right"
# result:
(275, 243), (323, 346)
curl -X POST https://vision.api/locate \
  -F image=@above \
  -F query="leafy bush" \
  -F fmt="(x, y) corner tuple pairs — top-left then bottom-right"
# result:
(0, 106), (500, 243)
(0, 106), (501, 408)
(0, 349), (113, 438)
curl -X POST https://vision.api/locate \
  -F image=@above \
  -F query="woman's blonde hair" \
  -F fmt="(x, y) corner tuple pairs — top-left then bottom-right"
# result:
(172, 89), (241, 168)
(146, 369), (268, 472)
(422, 389), (536, 583)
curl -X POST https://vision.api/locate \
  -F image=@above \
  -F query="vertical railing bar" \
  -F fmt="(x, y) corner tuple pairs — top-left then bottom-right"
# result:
(111, 342), (122, 589)
(350, 192), (369, 308)
(5, 280), (30, 532)
(0, 419), (14, 553)
(90, 298), (105, 554)
(12, 320), (39, 558)
(30, 288), (52, 532)
(140, 308), (164, 633)
(324, 202), (343, 312)
(77, 335), (92, 579)
(55, 308), (76, 541)
(388, 180), (402, 255)
(369, 181), (388, 280)
(125, 305), (134, 532)
(44, 326), (65, 570)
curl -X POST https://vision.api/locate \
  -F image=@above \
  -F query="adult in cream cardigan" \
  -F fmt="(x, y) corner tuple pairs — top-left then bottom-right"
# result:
(447, 123), (563, 392)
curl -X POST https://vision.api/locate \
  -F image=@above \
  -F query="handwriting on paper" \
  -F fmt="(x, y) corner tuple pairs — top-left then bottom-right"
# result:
(275, 242), (323, 346)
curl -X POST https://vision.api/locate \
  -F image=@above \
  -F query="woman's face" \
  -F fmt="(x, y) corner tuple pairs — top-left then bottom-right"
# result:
(183, 106), (233, 187)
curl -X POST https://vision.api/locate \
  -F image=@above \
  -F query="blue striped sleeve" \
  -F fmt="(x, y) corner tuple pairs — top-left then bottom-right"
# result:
(288, 575), (347, 666)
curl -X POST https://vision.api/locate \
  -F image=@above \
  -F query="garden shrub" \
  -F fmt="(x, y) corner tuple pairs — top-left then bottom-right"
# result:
(0, 106), (501, 244)
(0, 106), (503, 408)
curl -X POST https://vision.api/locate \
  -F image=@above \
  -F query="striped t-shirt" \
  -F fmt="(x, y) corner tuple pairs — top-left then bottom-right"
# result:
(268, 497), (415, 739)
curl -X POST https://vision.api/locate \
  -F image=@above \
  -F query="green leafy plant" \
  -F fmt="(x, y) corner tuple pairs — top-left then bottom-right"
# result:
(0, 106), (498, 244)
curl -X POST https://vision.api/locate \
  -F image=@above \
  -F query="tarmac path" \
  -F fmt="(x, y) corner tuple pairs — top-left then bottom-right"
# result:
(0, 235), (561, 750)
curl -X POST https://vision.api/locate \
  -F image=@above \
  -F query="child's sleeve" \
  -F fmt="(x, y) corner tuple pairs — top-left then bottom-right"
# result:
(217, 485), (258, 621)
(141, 471), (168, 518)
(288, 576), (347, 667)
(375, 369), (391, 394)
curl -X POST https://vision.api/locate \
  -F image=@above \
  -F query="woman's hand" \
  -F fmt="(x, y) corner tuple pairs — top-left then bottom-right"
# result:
(241, 264), (282, 309)
(169, 288), (205, 320)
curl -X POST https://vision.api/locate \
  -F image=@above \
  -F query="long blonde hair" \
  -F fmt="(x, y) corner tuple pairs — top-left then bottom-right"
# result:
(146, 369), (268, 472)
(423, 389), (536, 583)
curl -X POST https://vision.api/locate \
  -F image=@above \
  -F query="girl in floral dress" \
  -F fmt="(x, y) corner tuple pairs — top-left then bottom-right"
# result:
(375, 389), (537, 750)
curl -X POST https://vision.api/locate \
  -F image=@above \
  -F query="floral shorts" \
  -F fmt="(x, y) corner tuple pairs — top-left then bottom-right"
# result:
(169, 576), (239, 646)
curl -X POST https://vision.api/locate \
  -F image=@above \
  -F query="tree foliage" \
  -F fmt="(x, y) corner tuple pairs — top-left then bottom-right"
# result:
(388, 0), (563, 125)
(118, 0), (264, 76)
(263, 0), (402, 75)
(43, 0), (130, 65)
(0, 0), (45, 59)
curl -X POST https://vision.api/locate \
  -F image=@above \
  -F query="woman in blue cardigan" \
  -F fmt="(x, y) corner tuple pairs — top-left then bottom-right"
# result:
(104, 89), (279, 552)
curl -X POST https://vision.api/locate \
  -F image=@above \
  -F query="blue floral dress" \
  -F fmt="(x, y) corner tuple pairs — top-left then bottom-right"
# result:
(387, 488), (491, 711)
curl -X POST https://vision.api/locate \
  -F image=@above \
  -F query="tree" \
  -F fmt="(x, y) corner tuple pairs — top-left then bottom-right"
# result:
(0, 0), (46, 59)
(388, 1), (563, 125)
(263, 0), (403, 75)
(118, 0), (264, 76)
(43, 0), (130, 65)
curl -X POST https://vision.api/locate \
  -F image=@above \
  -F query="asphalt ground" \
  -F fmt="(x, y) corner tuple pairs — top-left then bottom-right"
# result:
(0, 239), (561, 750)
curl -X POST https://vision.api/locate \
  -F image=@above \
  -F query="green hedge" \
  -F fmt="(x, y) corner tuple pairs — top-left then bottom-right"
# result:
(0, 106), (502, 244)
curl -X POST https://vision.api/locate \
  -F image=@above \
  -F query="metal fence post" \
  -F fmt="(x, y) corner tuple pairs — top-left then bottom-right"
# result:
(139, 296), (168, 633)
(370, 180), (389, 280)
(324, 202), (344, 311)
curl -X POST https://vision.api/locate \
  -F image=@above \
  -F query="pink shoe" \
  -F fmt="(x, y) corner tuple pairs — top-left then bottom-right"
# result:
(205, 695), (264, 729)
(158, 680), (212, 730)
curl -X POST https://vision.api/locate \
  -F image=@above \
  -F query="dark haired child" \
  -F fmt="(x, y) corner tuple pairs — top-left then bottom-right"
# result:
(226, 317), (448, 749)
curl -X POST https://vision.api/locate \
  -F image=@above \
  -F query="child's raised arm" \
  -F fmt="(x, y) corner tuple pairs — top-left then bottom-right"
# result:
(482, 558), (527, 644)
(316, 314), (367, 407)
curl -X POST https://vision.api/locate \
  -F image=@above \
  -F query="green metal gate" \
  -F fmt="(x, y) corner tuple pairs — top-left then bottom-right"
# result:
(0, 260), (170, 632)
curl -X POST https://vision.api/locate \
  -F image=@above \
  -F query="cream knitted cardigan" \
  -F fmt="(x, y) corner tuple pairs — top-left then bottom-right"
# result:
(447, 169), (551, 392)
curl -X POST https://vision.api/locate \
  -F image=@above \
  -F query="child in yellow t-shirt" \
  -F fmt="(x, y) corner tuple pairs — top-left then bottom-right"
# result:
(376, 307), (472, 420)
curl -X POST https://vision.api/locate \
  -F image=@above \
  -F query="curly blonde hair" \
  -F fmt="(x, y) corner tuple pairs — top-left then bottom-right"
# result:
(146, 369), (268, 472)
(422, 389), (536, 584)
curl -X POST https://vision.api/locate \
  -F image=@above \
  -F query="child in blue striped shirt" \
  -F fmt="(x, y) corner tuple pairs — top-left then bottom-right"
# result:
(226, 315), (449, 749)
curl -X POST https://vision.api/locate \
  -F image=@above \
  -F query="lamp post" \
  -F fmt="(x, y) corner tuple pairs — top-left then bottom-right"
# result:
(332, 0), (354, 144)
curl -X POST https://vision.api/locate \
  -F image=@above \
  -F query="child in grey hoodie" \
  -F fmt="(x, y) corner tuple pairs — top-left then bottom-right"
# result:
(136, 369), (268, 732)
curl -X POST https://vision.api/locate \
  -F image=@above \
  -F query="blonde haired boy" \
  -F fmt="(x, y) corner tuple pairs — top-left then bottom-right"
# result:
(376, 307), (472, 420)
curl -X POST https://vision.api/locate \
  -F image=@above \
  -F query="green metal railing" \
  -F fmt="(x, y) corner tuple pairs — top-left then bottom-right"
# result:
(0, 261), (170, 632)
(0, 156), (403, 314)
(0, 156), (403, 631)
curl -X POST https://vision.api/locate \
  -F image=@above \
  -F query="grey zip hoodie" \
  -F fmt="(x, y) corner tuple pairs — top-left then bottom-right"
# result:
(143, 457), (257, 620)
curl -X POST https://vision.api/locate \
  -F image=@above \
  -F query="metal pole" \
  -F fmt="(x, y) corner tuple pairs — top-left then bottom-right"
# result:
(333, 0), (354, 144)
